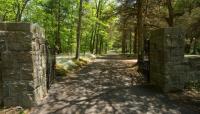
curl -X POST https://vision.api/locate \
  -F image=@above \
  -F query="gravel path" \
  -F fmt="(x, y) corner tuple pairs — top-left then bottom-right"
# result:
(31, 54), (198, 114)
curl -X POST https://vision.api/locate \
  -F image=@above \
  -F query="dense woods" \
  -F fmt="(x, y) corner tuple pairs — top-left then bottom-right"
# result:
(118, 0), (200, 56)
(0, 0), (200, 57)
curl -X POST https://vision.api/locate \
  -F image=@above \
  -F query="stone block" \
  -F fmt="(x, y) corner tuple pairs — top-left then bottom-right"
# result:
(0, 23), (44, 34)
(3, 97), (18, 107)
(1, 52), (18, 69)
(0, 40), (6, 52)
(3, 83), (10, 97)
(20, 64), (34, 80)
(15, 52), (32, 63)
(20, 92), (36, 107)
(0, 23), (31, 32)
(6, 32), (32, 51)
(2, 69), (21, 81)
(27, 81), (35, 91)
(3, 82), (27, 97)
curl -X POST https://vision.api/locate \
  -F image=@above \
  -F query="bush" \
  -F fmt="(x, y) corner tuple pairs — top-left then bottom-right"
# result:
(185, 81), (200, 91)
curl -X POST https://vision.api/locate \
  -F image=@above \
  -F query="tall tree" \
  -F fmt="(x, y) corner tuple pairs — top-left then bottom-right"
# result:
(166, 0), (174, 27)
(137, 0), (144, 62)
(94, 0), (103, 54)
(75, 0), (83, 60)
(15, 0), (31, 22)
(55, 0), (62, 54)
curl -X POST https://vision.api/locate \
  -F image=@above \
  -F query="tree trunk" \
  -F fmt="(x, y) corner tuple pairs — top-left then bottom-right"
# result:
(122, 18), (127, 54)
(91, 30), (96, 54)
(137, 0), (144, 62)
(95, 28), (100, 54)
(68, 6), (75, 55)
(99, 37), (103, 54)
(55, 0), (62, 54)
(105, 42), (108, 54)
(122, 31), (126, 54)
(129, 31), (132, 54)
(91, 24), (98, 54)
(166, 0), (174, 27)
(94, 0), (103, 55)
(75, 0), (83, 60)
(89, 26), (95, 53)
(133, 27), (138, 54)
(69, 24), (73, 55)
(15, 0), (30, 22)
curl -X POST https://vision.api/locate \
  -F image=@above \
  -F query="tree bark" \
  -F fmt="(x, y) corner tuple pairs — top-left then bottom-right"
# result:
(137, 0), (144, 62)
(122, 30), (126, 54)
(129, 30), (132, 54)
(75, 0), (83, 60)
(55, 0), (62, 54)
(166, 0), (174, 27)
(89, 26), (95, 53)
(15, 0), (30, 22)
(94, 0), (103, 55)
(133, 27), (138, 54)
(69, 24), (73, 55)
(91, 30), (96, 54)
(99, 37), (103, 54)
(95, 28), (100, 54)
(121, 17), (127, 54)
(68, 7), (74, 55)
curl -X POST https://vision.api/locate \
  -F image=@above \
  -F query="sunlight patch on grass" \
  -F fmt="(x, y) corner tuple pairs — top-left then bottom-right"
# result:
(56, 53), (96, 76)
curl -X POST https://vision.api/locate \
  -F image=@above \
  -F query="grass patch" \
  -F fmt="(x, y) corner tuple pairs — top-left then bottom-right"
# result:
(72, 58), (88, 67)
(55, 64), (70, 76)
(55, 54), (95, 77)
(185, 81), (200, 92)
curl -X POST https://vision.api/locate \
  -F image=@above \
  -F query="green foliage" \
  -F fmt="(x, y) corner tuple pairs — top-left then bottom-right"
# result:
(19, 110), (25, 114)
(185, 81), (200, 92)
(0, 0), (119, 55)
(55, 55), (94, 76)
(1, 0), (199, 55)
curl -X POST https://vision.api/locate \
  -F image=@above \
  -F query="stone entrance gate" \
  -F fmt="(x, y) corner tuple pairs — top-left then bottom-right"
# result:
(0, 23), (55, 107)
(150, 27), (200, 92)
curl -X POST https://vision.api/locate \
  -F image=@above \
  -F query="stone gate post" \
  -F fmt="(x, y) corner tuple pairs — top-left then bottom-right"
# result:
(0, 23), (48, 107)
(150, 28), (185, 92)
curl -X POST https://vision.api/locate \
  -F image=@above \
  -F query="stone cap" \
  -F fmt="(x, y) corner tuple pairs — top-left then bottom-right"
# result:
(0, 22), (44, 34)
(184, 55), (200, 61)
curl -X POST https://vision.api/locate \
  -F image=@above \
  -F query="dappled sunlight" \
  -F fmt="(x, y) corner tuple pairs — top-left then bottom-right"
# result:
(1, 0), (200, 112)
(31, 55), (197, 114)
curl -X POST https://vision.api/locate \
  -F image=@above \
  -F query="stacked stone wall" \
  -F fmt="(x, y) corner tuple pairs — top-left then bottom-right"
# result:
(150, 27), (200, 92)
(0, 23), (48, 107)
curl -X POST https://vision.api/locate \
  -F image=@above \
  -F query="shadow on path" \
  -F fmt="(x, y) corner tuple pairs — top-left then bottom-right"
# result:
(31, 54), (198, 114)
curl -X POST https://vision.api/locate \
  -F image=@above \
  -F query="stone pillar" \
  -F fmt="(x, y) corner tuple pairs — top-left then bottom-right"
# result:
(0, 23), (47, 107)
(150, 27), (185, 92)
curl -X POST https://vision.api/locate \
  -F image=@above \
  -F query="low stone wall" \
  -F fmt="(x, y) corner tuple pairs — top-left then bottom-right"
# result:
(0, 23), (49, 107)
(150, 28), (200, 92)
